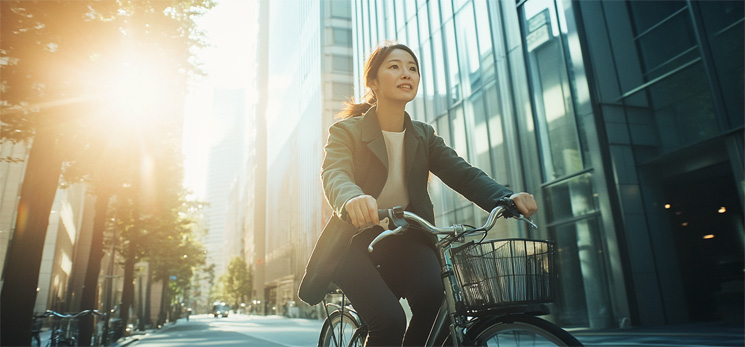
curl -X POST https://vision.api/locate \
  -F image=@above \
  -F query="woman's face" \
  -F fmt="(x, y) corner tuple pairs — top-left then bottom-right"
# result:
(370, 49), (420, 105)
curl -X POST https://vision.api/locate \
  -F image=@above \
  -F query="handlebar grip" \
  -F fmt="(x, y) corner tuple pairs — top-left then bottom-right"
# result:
(496, 197), (520, 218)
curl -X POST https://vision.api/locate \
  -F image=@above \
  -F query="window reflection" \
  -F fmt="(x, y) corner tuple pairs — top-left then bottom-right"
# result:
(431, 31), (448, 116)
(474, 0), (495, 79)
(550, 217), (611, 327)
(443, 21), (461, 104)
(544, 172), (597, 221)
(420, 40), (436, 122)
(485, 83), (510, 184)
(522, 0), (584, 180)
(455, 2), (481, 95)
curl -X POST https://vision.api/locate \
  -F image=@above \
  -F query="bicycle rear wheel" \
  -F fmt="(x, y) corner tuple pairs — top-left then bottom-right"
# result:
(318, 310), (366, 347)
(470, 314), (582, 346)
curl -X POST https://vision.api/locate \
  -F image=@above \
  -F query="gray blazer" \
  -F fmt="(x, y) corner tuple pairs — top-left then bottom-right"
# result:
(298, 107), (513, 305)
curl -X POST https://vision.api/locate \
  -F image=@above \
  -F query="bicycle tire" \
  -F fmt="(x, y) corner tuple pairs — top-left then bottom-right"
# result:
(470, 314), (582, 346)
(318, 310), (366, 347)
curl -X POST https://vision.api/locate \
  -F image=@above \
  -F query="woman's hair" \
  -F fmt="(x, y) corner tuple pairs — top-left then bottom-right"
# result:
(336, 41), (419, 119)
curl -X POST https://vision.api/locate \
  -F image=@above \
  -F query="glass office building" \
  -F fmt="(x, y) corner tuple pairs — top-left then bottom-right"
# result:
(351, 0), (743, 329)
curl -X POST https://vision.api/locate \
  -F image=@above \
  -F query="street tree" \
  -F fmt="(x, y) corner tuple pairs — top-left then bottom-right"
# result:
(221, 257), (253, 310)
(0, 0), (214, 344)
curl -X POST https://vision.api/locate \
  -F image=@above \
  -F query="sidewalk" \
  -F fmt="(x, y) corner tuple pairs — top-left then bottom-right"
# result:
(109, 322), (177, 347)
(572, 321), (744, 346)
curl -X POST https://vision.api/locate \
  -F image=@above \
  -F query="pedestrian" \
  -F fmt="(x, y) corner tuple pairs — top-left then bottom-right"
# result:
(299, 41), (537, 346)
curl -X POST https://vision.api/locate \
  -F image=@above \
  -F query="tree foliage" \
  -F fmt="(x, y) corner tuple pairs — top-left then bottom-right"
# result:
(220, 257), (253, 308)
(0, 0), (215, 344)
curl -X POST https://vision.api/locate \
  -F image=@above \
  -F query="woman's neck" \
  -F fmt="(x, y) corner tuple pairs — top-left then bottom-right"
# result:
(376, 101), (406, 132)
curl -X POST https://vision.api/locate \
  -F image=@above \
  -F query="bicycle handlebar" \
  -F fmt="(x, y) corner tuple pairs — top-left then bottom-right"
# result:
(368, 198), (537, 253)
(38, 309), (102, 319)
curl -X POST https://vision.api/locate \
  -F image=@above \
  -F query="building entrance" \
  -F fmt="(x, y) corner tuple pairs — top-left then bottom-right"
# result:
(663, 162), (744, 322)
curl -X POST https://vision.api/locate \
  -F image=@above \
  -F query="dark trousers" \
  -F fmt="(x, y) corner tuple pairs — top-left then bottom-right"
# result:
(332, 227), (445, 346)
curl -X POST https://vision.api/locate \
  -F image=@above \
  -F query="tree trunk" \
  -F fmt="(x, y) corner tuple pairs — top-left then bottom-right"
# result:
(144, 265), (152, 326)
(0, 127), (63, 346)
(157, 277), (169, 326)
(119, 246), (136, 338)
(78, 191), (111, 346)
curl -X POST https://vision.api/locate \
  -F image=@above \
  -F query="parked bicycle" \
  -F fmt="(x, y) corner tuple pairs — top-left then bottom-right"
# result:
(318, 199), (582, 346)
(33, 309), (101, 347)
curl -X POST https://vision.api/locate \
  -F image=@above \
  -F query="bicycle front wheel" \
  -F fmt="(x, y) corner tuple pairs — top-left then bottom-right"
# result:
(318, 310), (366, 347)
(470, 314), (582, 346)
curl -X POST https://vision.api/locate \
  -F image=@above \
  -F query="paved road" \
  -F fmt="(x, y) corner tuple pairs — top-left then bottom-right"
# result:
(130, 314), (324, 347)
(123, 314), (743, 347)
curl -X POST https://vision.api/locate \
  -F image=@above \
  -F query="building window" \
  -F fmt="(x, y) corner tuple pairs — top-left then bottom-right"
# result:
(332, 28), (352, 46)
(330, 0), (351, 19)
(331, 55), (352, 73)
(331, 82), (353, 101)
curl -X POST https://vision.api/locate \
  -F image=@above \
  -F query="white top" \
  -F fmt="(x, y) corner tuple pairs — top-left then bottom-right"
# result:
(376, 129), (409, 209)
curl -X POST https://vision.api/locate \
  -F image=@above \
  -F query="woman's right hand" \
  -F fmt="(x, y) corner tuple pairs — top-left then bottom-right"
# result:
(344, 195), (380, 228)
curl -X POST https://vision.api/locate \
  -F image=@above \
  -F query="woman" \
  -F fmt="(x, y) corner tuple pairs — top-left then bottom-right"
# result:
(299, 42), (537, 346)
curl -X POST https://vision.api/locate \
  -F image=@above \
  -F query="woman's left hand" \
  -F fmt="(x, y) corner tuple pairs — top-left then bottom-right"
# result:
(510, 192), (538, 218)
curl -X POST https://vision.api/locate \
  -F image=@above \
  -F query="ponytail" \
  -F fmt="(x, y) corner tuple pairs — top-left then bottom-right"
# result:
(336, 90), (376, 119)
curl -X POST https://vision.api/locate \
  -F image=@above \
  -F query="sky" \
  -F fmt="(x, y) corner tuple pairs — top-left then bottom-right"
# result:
(182, 0), (258, 199)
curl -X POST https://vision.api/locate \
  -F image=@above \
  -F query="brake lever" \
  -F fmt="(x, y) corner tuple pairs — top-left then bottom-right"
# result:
(368, 225), (406, 252)
(518, 215), (538, 229)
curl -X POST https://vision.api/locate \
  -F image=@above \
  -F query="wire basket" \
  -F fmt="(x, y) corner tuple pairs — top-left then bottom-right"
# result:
(451, 239), (554, 313)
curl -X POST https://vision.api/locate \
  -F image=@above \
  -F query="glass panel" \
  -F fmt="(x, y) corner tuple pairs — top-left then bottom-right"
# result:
(395, 0), (406, 31)
(333, 28), (353, 46)
(450, 106), (469, 160)
(407, 18), (420, 50)
(647, 62), (719, 151)
(635, 10), (698, 80)
(474, 0), (495, 79)
(331, 55), (353, 73)
(405, 0), (417, 21)
(627, 0), (686, 34)
(330, 0), (352, 19)
(544, 172), (598, 222)
(368, 0), (378, 46)
(521, 0), (584, 180)
(441, 0), (453, 22)
(455, 2), (480, 95)
(550, 217), (612, 327)
(465, 92), (493, 175)
(431, 30), (448, 116)
(484, 83), (510, 184)
(383, 0), (395, 40)
(420, 40), (436, 122)
(453, 0), (469, 13)
(697, 0), (745, 128)
(443, 20), (462, 105)
(376, 0), (386, 42)
(429, 0), (442, 32)
(332, 82), (354, 101)
(418, 2), (430, 42)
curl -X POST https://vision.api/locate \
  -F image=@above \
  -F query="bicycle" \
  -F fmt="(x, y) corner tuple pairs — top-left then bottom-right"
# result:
(33, 309), (101, 347)
(318, 199), (583, 346)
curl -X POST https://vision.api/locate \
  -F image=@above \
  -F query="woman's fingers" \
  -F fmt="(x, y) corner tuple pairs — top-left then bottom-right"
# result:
(345, 195), (379, 228)
(510, 192), (538, 218)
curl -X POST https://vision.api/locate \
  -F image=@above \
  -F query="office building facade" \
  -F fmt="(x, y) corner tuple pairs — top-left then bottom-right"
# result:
(352, 0), (743, 329)
(251, 0), (354, 316)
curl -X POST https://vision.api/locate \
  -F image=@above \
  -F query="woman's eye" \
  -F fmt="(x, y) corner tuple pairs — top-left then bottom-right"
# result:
(410, 67), (418, 72)
(390, 65), (399, 69)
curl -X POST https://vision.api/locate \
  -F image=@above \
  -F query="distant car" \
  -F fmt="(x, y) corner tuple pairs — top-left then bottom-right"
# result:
(211, 304), (230, 318)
